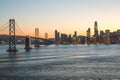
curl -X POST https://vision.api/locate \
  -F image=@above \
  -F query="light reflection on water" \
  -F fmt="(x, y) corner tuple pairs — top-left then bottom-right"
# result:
(0, 44), (120, 80)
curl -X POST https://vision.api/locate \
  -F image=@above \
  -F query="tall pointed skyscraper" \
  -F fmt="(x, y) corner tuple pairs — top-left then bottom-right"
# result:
(94, 21), (98, 37)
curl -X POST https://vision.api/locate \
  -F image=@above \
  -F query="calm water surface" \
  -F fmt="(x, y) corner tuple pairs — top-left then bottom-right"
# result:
(0, 44), (120, 80)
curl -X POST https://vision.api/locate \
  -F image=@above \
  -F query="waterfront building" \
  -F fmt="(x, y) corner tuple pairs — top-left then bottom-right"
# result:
(87, 28), (91, 38)
(61, 33), (68, 43)
(73, 31), (77, 38)
(110, 30), (120, 44)
(86, 28), (91, 44)
(94, 21), (99, 43)
(68, 34), (72, 43)
(45, 33), (48, 39)
(55, 30), (60, 42)
(103, 30), (111, 44)
(117, 29), (120, 33)
(99, 30), (104, 43)
(94, 21), (98, 37)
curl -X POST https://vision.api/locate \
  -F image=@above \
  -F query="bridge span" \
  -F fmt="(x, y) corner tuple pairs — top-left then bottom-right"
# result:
(0, 19), (55, 53)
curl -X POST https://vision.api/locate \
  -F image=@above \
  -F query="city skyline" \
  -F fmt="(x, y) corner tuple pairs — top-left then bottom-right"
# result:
(0, 0), (120, 38)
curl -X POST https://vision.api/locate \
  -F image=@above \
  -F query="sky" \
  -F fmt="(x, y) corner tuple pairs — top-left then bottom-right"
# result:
(0, 0), (120, 38)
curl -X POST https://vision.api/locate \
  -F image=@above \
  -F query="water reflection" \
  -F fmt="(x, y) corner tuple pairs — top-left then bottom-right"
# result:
(0, 44), (120, 80)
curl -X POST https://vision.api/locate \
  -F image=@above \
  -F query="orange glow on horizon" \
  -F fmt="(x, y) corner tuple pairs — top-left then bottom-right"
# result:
(0, 24), (120, 38)
(0, 20), (120, 38)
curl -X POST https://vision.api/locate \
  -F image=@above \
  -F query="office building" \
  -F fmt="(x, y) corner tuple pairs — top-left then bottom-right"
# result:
(55, 30), (60, 41)
(94, 21), (98, 37)
(87, 28), (91, 38)
(45, 33), (48, 39)
(103, 30), (110, 44)
(74, 31), (77, 38)
(61, 33), (68, 43)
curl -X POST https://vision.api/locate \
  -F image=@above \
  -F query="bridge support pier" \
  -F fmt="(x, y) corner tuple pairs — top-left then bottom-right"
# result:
(34, 39), (40, 47)
(24, 37), (32, 49)
(7, 19), (18, 52)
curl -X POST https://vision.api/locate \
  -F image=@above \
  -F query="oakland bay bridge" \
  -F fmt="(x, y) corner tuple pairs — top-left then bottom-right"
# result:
(0, 19), (54, 53)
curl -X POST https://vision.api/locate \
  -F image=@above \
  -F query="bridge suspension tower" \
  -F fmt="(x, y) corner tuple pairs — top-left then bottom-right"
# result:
(7, 19), (18, 52)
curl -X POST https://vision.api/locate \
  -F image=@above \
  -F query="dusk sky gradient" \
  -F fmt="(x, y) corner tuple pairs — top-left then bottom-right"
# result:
(0, 0), (120, 38)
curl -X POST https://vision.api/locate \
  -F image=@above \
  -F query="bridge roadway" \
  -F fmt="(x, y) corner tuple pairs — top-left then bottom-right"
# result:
(0, 34), (54, 45)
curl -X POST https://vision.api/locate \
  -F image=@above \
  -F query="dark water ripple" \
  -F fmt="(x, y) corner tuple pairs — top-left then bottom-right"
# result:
(0, 44), (120, 80)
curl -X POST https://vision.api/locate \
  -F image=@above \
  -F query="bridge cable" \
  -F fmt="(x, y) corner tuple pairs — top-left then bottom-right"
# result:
(15, 22), (26, 36)
(0, 26), (8, 32)
(0, 22), (8, 29)
(16, 27), (24, 35)
(0, 22), (9, 31)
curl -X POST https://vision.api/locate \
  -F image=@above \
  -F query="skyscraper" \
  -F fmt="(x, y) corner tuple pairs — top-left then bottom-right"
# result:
(57, 32), (60, 40)
(100, 30), (104, 36)
(73, 31), (77, 38)
(45, 33), (48, 39)
(94, 21), (98, 37)
(100, 30), (104, 43)
(87, 28), (91, 38)
(55, 30), (58, 41)
(103, 30), (110, 44)
(35, 28), (39, 38)
(86, 28), (91, 43)
(68, 34), (72, 42)
(55, 30), (60, 41)
(35, 28), (40, 47)
(61, 33), (68, 43)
